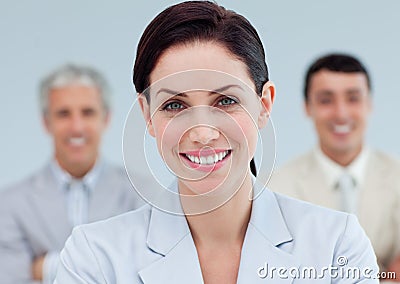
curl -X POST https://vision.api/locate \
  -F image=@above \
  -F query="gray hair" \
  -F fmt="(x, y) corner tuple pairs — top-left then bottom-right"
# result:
(39, 64), (111, 116)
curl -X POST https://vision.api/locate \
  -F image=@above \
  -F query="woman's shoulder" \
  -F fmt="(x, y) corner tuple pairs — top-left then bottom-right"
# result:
(251, 190), (379, 282)
(273, 191), (350, 229)
(273, 190), (347, 218)
(57, 204), (164, 283)
(270, 190), (369, 251)
(253, 187), (358, 249)
(76, 204), (153, 242)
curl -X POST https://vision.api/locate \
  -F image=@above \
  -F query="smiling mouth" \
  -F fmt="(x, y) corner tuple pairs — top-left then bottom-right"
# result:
(332, 124), (351, 134)
(181, 150), (232, 165)
(68, 137), (86, 146)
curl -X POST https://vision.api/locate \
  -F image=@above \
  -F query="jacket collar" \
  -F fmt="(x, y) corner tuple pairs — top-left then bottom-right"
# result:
(237, 181), (298, 283)
(139, 181), (299, 283)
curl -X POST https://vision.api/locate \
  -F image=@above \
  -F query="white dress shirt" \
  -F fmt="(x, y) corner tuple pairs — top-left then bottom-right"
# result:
(313, 146), (370, 213)
(41, 159), (102, 284)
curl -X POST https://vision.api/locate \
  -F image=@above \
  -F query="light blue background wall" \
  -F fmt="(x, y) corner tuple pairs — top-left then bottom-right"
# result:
(1, 0), (399, 188)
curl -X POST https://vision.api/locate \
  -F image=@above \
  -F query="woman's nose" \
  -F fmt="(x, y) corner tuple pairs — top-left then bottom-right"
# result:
(188, 125), (220, 145)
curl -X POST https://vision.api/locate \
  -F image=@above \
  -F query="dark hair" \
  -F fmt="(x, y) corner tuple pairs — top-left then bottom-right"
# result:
(304, 53), (371, 101)
(133, 1), (267, 177)
(133, 1), (269, 99)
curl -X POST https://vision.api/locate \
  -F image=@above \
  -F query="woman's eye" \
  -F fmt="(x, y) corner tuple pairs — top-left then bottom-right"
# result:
(163, 101), (183, 111)
(218, 97), (237, 106)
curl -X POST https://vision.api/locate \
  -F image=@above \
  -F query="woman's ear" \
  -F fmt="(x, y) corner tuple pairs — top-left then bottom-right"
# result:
(138, 93), (155, 137)
(258, 81), (275, 129)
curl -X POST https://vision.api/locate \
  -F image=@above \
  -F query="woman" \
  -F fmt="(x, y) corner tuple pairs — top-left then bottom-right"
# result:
(55, 1), (378, 283)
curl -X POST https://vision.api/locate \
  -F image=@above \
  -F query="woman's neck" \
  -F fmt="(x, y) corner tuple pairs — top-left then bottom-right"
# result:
(184, 173), (253, 246)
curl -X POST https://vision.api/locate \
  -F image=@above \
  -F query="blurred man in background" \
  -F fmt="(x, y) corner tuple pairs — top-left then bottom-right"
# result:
(0, 64), (144, 284)
(270, 53), (400, 281)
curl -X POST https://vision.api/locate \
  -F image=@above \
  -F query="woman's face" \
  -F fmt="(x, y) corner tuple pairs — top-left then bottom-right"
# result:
(139, 42), (274, 195)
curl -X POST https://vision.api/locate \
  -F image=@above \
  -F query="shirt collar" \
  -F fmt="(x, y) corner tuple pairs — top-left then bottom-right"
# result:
(49, 158), (103, 192)
(313, 146), (370, 189)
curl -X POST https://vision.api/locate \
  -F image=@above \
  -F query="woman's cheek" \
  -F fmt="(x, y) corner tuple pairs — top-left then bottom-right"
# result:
(154, 118), (185, 156)
(233, 114), (259, 156)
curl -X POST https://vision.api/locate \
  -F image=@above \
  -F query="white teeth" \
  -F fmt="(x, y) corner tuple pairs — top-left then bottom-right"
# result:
(333, 124), (351, 134)
(69, 137), (85, 146)
(185, 150), (230, 165)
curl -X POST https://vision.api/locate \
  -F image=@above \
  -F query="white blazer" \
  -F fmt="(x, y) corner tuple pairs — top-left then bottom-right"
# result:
(55, 183), (379, 283)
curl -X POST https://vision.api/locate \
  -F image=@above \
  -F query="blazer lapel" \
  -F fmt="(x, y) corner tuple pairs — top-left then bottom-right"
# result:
(29, 164), (72, 248)
(237, 185), (300, 283)
(138, 206), (204, 284)
(139, 183), (301, 284)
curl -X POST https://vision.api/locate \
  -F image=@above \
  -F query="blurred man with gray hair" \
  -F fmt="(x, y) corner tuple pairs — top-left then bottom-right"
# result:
(0, 64), (144, 284)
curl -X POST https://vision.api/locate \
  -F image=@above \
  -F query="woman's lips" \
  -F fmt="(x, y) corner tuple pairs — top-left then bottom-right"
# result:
(180, 149), (232, 172)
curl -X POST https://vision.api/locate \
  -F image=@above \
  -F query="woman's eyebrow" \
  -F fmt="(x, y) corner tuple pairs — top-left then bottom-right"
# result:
(156, 88), (187, 97)
(213, 84), (244, 94)
(156, 84), (244, 96)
